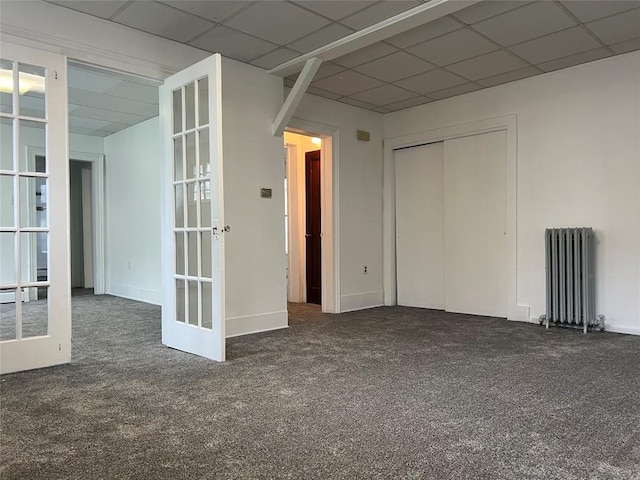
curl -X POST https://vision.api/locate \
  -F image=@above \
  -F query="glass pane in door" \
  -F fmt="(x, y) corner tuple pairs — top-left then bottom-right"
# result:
(170, 73), (217, 343)
(0, 59), (13, 115)
(0, 117), (13, 169)
(18, 63), (46, 119)
(0, 289), (17, 340)
(21, 286), (48, 337)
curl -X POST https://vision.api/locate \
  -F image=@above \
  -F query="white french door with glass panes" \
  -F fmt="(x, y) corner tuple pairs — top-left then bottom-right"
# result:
(160, 54), (225, 361)
(0, 43), (70, 374)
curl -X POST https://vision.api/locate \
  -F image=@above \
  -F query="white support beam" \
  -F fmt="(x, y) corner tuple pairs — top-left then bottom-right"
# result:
(268, 0), (480, 78)
(272, 57), (322, 137)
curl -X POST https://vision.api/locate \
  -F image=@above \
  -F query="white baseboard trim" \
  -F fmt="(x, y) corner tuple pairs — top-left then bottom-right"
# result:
(600, 325), (640, 336)
(226, 310), (288, 338)
(528, 316), (640, 336)
(107, 284), (162, 306)
(340, 291), (384, 313)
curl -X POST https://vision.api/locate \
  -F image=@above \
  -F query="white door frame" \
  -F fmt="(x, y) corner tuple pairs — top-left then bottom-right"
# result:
(286, 118), (340, 314)
(28, 147), (106, 294)
(383, 114), (530, 322)
(284, 142), (305, 303)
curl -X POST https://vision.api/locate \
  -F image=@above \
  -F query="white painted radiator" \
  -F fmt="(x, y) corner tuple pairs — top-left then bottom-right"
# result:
(539, 228), (604, 333)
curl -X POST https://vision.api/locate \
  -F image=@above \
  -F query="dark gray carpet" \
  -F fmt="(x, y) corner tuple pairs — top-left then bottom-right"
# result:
(1, 295), (639, 479)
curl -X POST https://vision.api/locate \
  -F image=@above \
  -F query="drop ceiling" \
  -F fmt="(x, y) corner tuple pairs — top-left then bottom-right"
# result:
(46, 0), (640, 116)
(67, 65), (159, 137)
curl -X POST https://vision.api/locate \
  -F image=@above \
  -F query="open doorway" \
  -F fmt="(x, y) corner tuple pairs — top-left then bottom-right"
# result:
(284, 131), (327, 308)
(69, 160), (93, 294)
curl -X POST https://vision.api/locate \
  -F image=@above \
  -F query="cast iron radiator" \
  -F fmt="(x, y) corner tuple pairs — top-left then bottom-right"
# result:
(539, 228), (605, 333)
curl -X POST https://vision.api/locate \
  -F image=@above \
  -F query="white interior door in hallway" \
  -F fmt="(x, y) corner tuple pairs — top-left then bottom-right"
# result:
(394, 130), (507, 318)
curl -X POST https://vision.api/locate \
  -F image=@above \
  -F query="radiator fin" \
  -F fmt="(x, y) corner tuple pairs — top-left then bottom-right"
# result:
(543, 228), (601, 332)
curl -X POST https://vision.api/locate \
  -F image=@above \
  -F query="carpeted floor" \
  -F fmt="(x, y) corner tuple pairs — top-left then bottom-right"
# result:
(1, 295), (639, 479)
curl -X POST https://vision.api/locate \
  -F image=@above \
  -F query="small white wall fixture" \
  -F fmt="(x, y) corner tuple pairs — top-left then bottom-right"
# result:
(286, 119), (340, 313)
(383, 114), (531, 322)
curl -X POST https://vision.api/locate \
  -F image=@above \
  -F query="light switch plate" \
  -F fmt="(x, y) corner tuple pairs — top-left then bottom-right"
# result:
(260, 188), (272, 198)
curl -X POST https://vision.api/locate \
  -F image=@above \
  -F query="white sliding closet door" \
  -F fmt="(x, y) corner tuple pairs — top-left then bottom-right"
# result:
(395, 143), (444, 309)
(444, 131), (507, 317)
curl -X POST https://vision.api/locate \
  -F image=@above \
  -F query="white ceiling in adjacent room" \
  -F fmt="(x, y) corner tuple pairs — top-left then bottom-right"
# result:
(45, 0), (640, 114)
(67, 64), (159, 137)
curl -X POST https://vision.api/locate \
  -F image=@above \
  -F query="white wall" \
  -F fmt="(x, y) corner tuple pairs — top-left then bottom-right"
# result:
(384, 52), (640, 335)
(293, 93), (385, 312)
(221, 58), (288, 336)
(104, 117), (162, 305)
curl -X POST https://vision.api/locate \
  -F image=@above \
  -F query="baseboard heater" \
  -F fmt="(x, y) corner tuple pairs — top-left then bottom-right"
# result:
(539, 227), (605, 333)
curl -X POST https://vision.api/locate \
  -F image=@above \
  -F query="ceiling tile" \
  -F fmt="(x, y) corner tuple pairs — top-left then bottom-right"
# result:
(112, 1), (214, 43)
(509, 26), (602, 65)
(288, 24), (355, 53)
(314, 62), (347, 80)
(68, 87), (101, 106)
(559, 1), (640, 23)
(353, 51), (436, 82)
(340, 1), (421, 30)
(428, 83), (483, 100)
(189, 26), (276, 61)
(68, 67), (125, 93)
(350, 84), (417, 106)
(452, 1), (532, 25)
(374, 107), (392, 114)
(386, 16), (463, 48)
(69, 126), (98, 136)
(86, 94), (159, 117)
(333, 42), (398, 68)
(100, 121), (132, 133)
(89, 129), (115, 137)
(311, 70), (384, 97)
(292, 1), (377, 20)
(338, 97), (379, 110)
(472, 1), (576, 46)
(158, 0), (252, 22)
(585, 8), (640, 45)
(383, 96), (432, 112)
(476, 66), (540, 87)
(306, 86), (342, 100)
(68, 116), (110, 130)
(226, 1), (330, 45)
(610, 37), (640, 54)
(445, 50), (530, 81)
(47, 0), (129, 19)
(408, 28), (497, 66)
(537, 47), (612, 72)
(71, 106), (147, 125)
(396, 69), (468, 95)
(287, 62), (345, 82)
(250, 48), (301, 69)
(106, 81), (159, 105)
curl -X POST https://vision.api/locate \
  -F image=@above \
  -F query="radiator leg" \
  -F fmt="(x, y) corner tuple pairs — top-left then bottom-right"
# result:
(583, 320), (587, 334)
(598, 315), (606, 333)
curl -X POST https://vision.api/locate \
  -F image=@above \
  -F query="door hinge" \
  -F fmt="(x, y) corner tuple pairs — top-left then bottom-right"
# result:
(54, 70), (59, 80)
